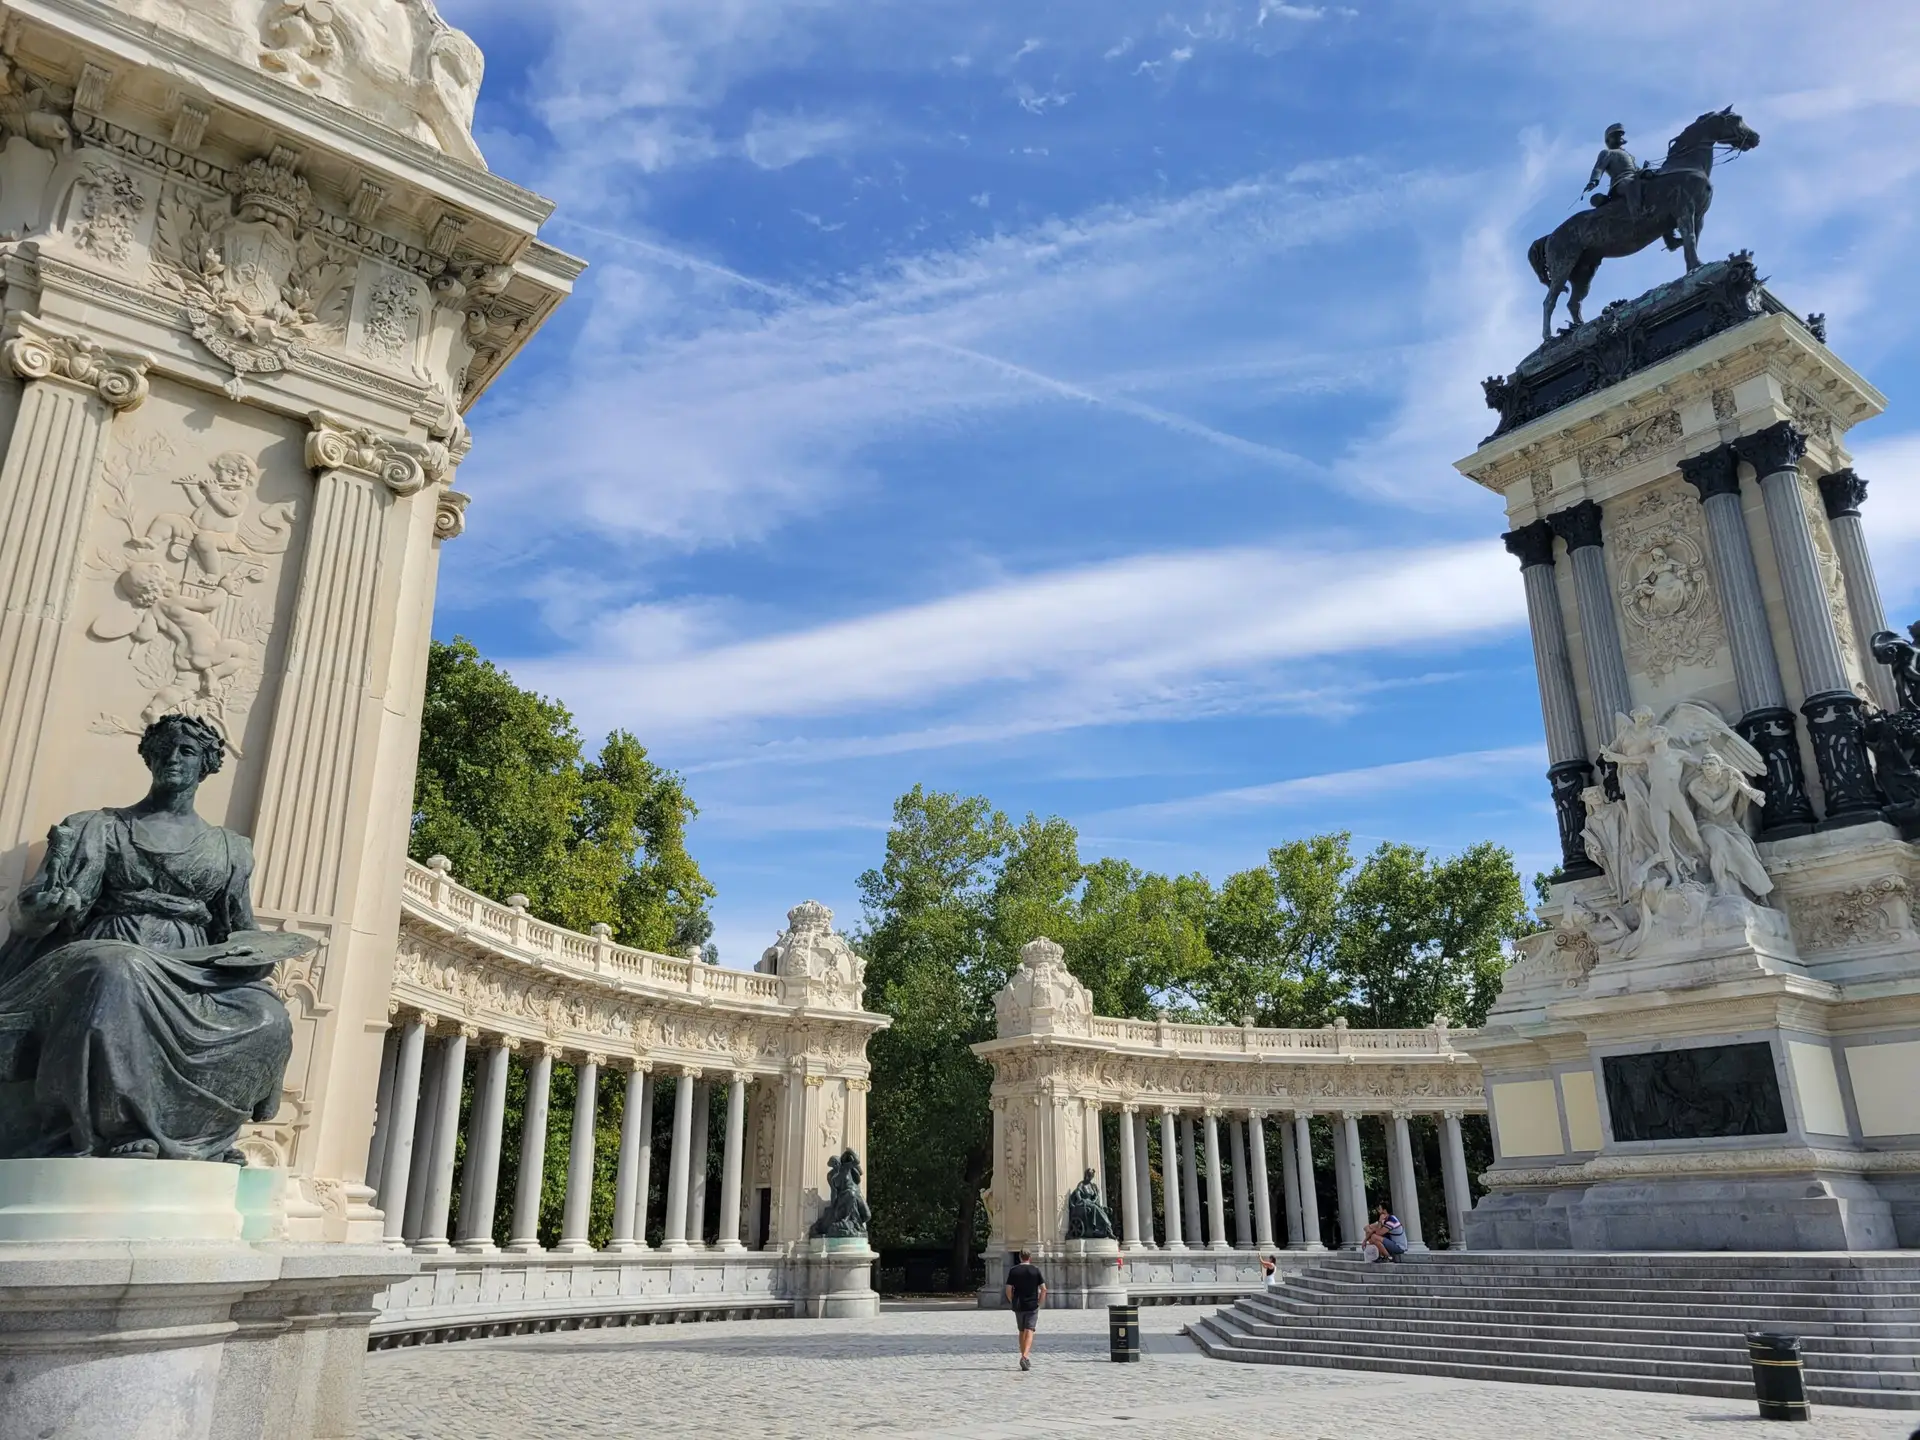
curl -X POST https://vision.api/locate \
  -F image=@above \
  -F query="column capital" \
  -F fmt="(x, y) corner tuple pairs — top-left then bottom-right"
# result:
(500, 1035), (522, 1052)
(583, 1052), (607, 1069)
(458, 1023), (480, 1041)
(1545, 499), (1604, 553)
(1678, 444), (1740, 502)
(1245, 1107), (1268, 1121)
(731, 1069), (753, 1086)
(434, 488), (472, 542)
(305, 409), (451, 495)
(539, 1043), (564, 1059)
(1159, 1103), (1180, 1118)
(1338, 1109), (1365, 1122)
(1442, 1108), (1465, 1121)
(3, 319), (152, 411)
(1818, 467), (1868, 520)
(628, 1056), (653, 1074)
(418, 1011), (440, 1031)
(1734, 419), (1807, 478)
(1500, 518), (1556, 569)
(1389, 1108), (1413, 1122)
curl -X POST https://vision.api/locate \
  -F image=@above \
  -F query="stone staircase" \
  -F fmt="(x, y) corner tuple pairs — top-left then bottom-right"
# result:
(1185, 1251), (1920, 1409)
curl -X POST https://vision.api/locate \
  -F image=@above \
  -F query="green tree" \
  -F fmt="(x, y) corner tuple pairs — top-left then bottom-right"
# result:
(409, 637), (714, 953)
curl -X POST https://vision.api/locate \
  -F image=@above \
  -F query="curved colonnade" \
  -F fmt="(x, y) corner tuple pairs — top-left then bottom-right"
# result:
(367, 858), (888, 1342)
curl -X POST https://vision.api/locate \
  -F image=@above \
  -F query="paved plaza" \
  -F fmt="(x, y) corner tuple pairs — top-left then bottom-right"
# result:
(361, 1302), (1909, 1440)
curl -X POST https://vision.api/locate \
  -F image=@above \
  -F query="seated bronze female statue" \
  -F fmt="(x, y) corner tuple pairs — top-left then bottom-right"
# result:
(0, 714), (307, 1163)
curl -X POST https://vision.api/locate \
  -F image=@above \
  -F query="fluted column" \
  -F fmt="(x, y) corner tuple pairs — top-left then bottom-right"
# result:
(416, 1026), (470, 1254)
(365, 1027), (401, 1198)
(401, 1036), (443, 1243)
(1441, 1111), (1473, 1251)
(609, 1064), (654, 1253)
(661, 1067), (699, 1251)
(1229, 1113), (1253, 1248)
(0, 328), (150, 876)
(378, 1016), (428, 1250)
(1132, 1110), (1157, 1247)
(1247, 1113), (1276, 1251)
(1203, 1111), (1230, 1251)
(1386, 1113), (1427, 1252)
(555, 1055), (601, 1253)
(506, 1046), (557, 1254)
(1116, 1105), (1142, 1246)
(1159, 1109), (1186, 1249)
(456, 1038), (512, 1253)
(1741, 421), (1880, 823)
(1291, 1113), (1324, 1250)
(687, 1080), (712, 1247)
(1680, 444), (1815, 835)
(1504, 519), (1599, 876)
(1179, 1115), (1203, 1244)
(716, 1072), (749, 1251)
(1820, 468), (1899, 713)
(1547, 499), (1634, 746)
(1335, 1111), (1367, 1250)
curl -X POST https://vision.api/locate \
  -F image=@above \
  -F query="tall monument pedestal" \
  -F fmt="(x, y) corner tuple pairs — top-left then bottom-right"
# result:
(1460, 256), (1920, 1251)
(0, 1160), (416, 1440)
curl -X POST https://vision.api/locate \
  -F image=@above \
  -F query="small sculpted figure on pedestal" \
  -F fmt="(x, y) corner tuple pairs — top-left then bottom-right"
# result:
(809, 1148), (872, 1238)
(0, 715), (308, 1162)
(1064, 1167), (1116, 1240)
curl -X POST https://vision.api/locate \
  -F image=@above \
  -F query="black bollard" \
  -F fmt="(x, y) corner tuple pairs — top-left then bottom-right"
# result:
(1747, 1332), (1810, 1421)
(1108, 1302), (1140, 1362)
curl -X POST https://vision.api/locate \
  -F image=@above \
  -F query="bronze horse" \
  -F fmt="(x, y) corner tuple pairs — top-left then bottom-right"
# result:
(1531, 108), (1760, 341)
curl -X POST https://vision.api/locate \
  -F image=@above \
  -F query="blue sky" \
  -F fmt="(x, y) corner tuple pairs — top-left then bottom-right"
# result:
(435, 0), (1920, 967)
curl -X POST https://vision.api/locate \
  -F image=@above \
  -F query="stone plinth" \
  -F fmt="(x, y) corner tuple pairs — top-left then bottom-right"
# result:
(0, 1159), (416, 1440)
(791, 1238), (880, 1320)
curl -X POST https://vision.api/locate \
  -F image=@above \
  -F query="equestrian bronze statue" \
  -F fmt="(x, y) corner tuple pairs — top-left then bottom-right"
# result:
(1532, 108), (1760, 341)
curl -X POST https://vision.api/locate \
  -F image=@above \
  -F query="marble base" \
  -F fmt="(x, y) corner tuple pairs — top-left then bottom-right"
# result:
(791, 1238), (880, 1319)
(978, 1243), (1268, 1308)
(0, 1159), (416, 1440)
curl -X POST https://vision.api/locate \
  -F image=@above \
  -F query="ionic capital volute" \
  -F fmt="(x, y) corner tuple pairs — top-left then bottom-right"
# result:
(4, 319), (151, 411)
(305, 409), (450, 495)
(585, 1052), (608, 1069)
(458, 1023), (480, 1041)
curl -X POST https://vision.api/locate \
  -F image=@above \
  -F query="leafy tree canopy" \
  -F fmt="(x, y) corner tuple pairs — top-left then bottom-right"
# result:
(409, 636), (714, 955)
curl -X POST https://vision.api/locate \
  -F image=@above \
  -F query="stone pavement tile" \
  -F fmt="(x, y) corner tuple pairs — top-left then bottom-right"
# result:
(361, 1304), (1908, 1440)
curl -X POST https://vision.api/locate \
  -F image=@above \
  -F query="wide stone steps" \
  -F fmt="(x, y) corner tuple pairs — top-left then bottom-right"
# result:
(1187, 1254), (1920, 1410)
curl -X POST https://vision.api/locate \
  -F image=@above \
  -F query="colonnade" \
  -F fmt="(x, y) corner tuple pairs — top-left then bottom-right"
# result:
(1102, 1105), (1478, 1253)
(365, 1014), (759, 1255)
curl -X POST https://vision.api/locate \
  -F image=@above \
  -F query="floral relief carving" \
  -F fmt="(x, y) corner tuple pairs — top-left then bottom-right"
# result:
(1610, 485), (1724, 677)
(1005, 1113), (1028, 1206)
(818, 1083), (845, 1155)
(150, 153), (353, 395)
(1788, 878), (1911, 953)
(360, 271), (423, 364)
(1712, 389), (1736, 422)
(1580, 410), (1682, 481)
(71, 160), (146, 265)
(86, 440), (296, 746)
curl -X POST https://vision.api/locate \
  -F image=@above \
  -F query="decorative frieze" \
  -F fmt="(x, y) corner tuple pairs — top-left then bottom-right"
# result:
(1787, 878), (1913, 954)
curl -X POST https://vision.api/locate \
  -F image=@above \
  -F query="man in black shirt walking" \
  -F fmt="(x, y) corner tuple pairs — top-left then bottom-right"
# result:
(1004, 1250), (1047, 1371)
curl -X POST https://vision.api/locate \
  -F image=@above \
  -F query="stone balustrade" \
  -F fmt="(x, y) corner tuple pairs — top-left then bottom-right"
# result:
(365, 859), (888, 1340)
(973, 939), (1488, 1306)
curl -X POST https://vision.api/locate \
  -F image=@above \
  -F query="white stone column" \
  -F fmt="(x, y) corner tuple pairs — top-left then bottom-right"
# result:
(555, 1055), (602, 1254)
(1277, 1113), (1302, 1248)
(1441, 1111), (1473, 1251)
(456, 1038), (511, 1253)
(1179, 1115), (1203, 1246)
(716, 1071), (749, 1252)
(401, 1036), (443, 1244)
(365, 1026), (401, 1198)
(416, 1026), (470, 1254)
(1132, 1110), (1157, 1247)
(687, 1080), (712, 1247)
(1116, 1105), (1142, 1246)
(662, 1067), (699, 1252)
(0, 333), (150, 884)
(609, 1064), (653, 1253)
(378, 1016), (428, 1250)
(1820, 468), (1898, 712)
(1247, 1113), (1276, 1252)
(1229, 1114), (1253, 1249)
(1158, 1109), (1186, 1250)
(1336, 1111), (1367, 1250)
(1291, 1113), (1324, 1250)
(1387, 1112), (1427, 1252)
(506, 1046), (557, 1255)
(1203, 1111), (1231, 1252)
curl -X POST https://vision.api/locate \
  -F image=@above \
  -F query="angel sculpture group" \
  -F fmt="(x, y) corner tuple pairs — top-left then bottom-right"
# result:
(1574, 703), (1774, 956)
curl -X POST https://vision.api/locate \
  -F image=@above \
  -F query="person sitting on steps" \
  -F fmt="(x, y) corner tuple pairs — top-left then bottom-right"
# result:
(1362, 1203), (1408, 1262)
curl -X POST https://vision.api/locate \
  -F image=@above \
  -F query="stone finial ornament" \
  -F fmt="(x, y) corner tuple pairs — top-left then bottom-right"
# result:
(758, 900), (866, 1008)
(992, 937), (1093, 1039)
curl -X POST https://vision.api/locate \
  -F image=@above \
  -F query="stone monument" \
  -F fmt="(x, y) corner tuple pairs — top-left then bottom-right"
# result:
(0, 0), (572, 1434)
(1460, 180), (1920, 1246)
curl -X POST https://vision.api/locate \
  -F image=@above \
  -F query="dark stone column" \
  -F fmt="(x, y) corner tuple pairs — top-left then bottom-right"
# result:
(1503, 519), (1597, 878)
(1738, 421), (1881, 826)
(1546, 498), (1634, 737)
(1677, 444), (1815, 837)
(1818, 467), (1899, 713)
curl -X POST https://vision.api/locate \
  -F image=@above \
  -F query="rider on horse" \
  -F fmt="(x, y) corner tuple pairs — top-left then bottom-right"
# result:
(1584, 124), (1647, 216)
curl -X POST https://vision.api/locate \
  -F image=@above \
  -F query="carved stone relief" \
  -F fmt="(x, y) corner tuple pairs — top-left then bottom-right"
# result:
(85, 437), (296, 746)
(70, 159), (146, 265)
(1609, 486), (1725, 677)
(1581, 410), (1682, 482)
(1788, 878), (1911, 953)
(1787, 384), (1835, 447)
(1799, 475), (1863, 688)
(359, 270), (423, 366)
(1712, 389), (1736, 422)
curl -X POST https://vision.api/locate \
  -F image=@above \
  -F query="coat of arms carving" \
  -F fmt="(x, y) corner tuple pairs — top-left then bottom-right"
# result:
(1611, 487), (1724, 678)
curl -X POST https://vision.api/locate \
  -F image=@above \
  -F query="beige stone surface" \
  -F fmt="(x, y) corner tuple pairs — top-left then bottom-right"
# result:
(358, 1305), (1897, 1440)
